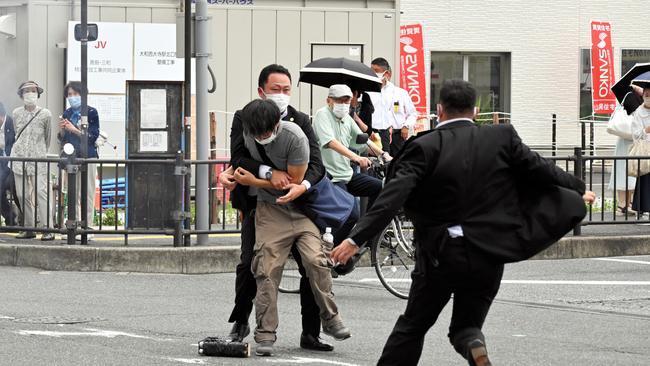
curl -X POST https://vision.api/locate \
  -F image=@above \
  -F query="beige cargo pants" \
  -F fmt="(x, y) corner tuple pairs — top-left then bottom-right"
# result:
(252, 200), (342, 343)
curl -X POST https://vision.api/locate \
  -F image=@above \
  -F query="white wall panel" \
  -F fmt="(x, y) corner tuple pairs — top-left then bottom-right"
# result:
(251, 10), (277, 94)
(126, 7), (152, 23)
(100, 7), (126, 22)
(299, 11), (324, 113)
(276, 10), (301, 107)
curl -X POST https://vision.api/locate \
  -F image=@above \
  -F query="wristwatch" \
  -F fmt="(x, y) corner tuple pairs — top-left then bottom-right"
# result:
(265, 170), (273, 180)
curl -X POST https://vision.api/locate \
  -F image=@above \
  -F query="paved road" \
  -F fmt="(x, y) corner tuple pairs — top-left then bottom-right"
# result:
(1, 256), (649, 365)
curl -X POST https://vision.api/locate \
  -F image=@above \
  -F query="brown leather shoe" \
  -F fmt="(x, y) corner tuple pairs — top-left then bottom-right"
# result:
(468, 339), (492, 366)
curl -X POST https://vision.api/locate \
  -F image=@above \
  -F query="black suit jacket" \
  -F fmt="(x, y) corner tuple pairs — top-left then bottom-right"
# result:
(349, 119), (586, 263)
(229, 105), (325, 213)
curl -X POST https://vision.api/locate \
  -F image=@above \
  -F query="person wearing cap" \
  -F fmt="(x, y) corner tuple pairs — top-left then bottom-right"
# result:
(230, 99), (350, 357)
(312, 84), (384, 246)
(11, 81), (54, 240)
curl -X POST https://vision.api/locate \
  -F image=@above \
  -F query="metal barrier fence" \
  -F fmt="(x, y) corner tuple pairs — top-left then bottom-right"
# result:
(0, 155), (239, 246)
(2, 148), (650, 245)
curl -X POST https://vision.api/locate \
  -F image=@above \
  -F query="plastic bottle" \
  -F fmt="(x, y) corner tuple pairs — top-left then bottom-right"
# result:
(322, 227), (334, 245)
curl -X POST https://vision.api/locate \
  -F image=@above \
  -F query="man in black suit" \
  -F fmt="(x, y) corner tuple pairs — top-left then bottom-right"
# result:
(331, 80), (596, 366)
(0, 102), (16, 226)
(219, 64), (333, 351)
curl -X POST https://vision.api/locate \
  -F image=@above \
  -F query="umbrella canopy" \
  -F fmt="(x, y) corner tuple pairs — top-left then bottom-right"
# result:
(632, 71), (650, 89)
(611, 62), (650, 103)
(299, 57), (382, 93)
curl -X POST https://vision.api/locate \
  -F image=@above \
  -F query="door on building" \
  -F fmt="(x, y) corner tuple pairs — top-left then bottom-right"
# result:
(430, 52), (511, 116)
(307, 43), (364, 115)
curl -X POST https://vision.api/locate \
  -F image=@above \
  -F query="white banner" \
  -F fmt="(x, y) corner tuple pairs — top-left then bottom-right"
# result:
(67, 22), (134, 94)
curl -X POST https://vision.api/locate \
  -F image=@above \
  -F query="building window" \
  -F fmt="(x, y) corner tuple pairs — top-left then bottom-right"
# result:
(622, 49), (650, 75)
(430, 52), (511, 114)
(580, 48), (592, 118)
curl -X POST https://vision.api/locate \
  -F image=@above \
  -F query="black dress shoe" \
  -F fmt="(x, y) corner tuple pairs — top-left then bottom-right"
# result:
(227, 322), (250, 342)
(468, 339), (492, 366)
(300, 333), (334, 351)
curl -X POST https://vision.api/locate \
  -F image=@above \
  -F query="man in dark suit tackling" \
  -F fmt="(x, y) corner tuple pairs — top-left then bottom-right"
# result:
(331, 80), (596, 366)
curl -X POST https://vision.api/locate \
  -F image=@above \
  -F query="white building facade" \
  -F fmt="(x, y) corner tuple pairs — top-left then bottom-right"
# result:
(2, 0), (649, 152)
(401, 0), (650, 149)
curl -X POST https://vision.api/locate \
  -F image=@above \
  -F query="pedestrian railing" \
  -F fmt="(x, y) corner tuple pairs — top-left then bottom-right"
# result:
(0, 155), (240, 246)
(1, 148), (650, 245)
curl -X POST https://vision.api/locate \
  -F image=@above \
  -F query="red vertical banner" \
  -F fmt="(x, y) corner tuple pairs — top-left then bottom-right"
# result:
(590, 21), (617, 115)
(399, 23), (428, 130)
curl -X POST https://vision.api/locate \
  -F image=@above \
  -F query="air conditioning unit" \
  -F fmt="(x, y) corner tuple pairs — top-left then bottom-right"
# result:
(0, 13), (16, 38)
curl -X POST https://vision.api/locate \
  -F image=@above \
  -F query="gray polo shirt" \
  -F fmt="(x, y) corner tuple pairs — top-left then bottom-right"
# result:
(243, 121), (310, 204)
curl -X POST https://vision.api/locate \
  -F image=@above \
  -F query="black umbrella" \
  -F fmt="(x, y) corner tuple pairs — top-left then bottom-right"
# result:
(611, 62), (650, 103)
(299, 57), (382, 93)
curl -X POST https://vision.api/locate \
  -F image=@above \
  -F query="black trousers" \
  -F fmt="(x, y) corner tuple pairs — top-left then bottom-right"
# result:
(377, 236), (504, 366)
(0, 167), (16, 226)
(377, 129), (391, 153)
(390, 130), (405, 157)
(228, 209), (322, 337)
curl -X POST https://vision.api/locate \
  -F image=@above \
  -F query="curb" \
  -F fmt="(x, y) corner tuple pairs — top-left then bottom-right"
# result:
(0, 236), (649, 274)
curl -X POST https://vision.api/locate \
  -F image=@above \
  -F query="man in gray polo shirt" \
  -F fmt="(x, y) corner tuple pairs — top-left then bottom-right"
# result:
(232, 99), (350, 357)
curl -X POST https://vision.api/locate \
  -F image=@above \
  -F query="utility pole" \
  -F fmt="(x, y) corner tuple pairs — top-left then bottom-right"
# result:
(183, 0), (192, 246)
(195, 0), (211, 245)
(79, 0), (89, 245)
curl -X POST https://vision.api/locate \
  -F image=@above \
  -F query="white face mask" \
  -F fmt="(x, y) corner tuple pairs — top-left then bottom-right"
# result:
(23, 92), (38, 107)
(264, 92), (290, 113)
(332, 103), (351, 119)
(255, 124), (279, 145)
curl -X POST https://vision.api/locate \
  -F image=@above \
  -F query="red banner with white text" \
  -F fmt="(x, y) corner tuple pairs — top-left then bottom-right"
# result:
(399, 23), (428, 131)
(590, 21), (617, 115)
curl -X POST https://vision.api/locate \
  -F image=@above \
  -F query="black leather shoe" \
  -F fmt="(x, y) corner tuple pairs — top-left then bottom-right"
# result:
(227, 322), (250, 342)
(468, 339), (492, 366)
(300, 333), (334, 352)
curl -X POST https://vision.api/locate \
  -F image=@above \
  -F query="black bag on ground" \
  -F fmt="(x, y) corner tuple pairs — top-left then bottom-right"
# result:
(198, 336), (250, 358)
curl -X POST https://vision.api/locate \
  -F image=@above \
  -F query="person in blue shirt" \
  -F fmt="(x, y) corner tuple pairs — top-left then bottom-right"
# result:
(59, 81), (99, 239)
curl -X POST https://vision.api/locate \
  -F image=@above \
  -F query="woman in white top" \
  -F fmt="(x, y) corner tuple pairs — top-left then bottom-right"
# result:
(631, 83), (650, 214)
(607, 87), (641, 215)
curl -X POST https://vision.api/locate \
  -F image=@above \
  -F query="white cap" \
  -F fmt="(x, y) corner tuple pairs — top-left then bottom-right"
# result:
(328, 84), (353, 98)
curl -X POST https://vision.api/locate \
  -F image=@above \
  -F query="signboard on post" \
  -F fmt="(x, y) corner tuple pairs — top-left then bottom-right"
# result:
(590, 21), (617, 115)
(399, 23), (428, 131)
(67, 22), (133, 94)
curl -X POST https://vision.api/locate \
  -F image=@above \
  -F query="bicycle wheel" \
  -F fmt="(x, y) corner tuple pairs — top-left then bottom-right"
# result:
(278, 254), (301, 294)
(371, 219), (415, 299)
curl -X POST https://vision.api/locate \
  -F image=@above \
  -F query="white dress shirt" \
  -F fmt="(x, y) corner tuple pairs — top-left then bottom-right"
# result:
(368, 81), (417, 130)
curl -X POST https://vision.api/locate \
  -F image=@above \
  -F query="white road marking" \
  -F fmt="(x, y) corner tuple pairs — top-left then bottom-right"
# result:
(0, 316), (15, 320)
(162, 357), (205, 364)
(512, 334), (527, 337)
(501, 280), (650, 285)
(359, 278), (650, 285)
(591, 258), (650, 265)
(266, 357), (359, 366)
(16, 328), (168, 341)
(359, 278), (409, 283)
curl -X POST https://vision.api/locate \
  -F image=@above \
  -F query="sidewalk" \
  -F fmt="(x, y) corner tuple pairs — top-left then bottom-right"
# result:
(1, 223), (649, 274)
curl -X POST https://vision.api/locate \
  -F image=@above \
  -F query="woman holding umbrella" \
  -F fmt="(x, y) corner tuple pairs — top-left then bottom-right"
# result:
(630, 74), (650, 215)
